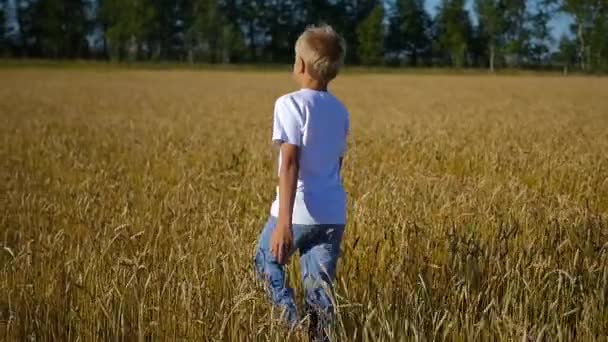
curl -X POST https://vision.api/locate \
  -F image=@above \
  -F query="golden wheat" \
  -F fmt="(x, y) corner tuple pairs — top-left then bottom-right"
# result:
(1, 68), (607, 341)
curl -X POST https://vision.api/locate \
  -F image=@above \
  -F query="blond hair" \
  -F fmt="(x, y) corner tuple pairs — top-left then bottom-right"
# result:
(295, 24), (346, 83)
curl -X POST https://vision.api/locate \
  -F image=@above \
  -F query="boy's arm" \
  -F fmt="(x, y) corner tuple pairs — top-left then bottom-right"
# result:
(270, 97), (302, 264)
(271, 143), (299, 264)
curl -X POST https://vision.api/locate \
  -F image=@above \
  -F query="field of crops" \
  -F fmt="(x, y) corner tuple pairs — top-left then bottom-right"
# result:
(1, 68), (607, 341)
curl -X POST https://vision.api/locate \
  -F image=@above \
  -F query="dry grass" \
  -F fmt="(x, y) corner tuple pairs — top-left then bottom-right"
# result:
(1, 68), (607, 341)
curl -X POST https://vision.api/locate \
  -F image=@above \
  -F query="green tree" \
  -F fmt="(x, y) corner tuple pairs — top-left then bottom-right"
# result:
(227, 0), (305, 63)
(556, 34), (578, 73)
(265, 0), (306, 63)
(436, 0), (472, 67)
(528, 7), (553, 66)
(387, 0), (432, 66)
(96, 0), (109, 58)
(146, 0), (196, 60)
(306, 0), (379, 63)
(216, 0), (248, 63)
(357, 4), (384, 65)
(502, 0), (528, 66)
(236, 0), (266, 62)
(469, 19), (490, 67)
(32, 0), (91, 58)
(562, 0), (607, 71)
(475, 0), (506, 70)
(0, 0), (6, 54)
(32, 0), (63, 57)
(185, 0), (244, 63)
(185, 0), (215, 62)
(16, 0), (38, 56)
(343, 0), (381, 63)
(588, 1), (607, 71)
(100, 0), (155, 61)
(148, 0), (171, 60)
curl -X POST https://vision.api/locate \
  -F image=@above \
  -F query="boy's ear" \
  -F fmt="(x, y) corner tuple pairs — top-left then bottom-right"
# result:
(298, 56), (306, 74)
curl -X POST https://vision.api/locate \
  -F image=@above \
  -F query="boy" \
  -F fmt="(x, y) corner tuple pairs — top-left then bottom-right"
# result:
(253, 24), (349, 339)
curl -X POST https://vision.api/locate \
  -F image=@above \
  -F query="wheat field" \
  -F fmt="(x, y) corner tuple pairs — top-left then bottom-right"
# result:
(1, 68), (607, 341)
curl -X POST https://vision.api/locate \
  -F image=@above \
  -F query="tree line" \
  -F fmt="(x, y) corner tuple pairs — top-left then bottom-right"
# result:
(0, 0), (607, 72)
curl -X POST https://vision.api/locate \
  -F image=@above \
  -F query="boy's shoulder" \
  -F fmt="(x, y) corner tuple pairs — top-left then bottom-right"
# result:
(275, 89), (347, 112)
(274, 90), (302, 106)
(273, 91), (303, 118)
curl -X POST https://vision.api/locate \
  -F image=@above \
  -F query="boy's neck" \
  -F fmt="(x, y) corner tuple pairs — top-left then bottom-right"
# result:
(300, 77), (328, 92)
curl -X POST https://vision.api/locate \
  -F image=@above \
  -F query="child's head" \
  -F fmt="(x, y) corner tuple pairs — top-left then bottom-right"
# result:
(293, 24), (346, 87)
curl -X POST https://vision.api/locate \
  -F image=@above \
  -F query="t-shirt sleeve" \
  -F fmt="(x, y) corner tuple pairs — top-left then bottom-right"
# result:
(272, 97), (302, 146)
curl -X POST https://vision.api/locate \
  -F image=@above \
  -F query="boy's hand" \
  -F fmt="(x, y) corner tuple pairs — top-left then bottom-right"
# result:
(271, 221), (293, 264)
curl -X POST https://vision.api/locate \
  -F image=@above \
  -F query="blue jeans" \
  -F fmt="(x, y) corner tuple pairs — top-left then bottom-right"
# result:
(254, 216), (345, 334)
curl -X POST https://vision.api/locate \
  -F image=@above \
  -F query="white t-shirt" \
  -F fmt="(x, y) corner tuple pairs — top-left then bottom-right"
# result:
(270, 88), (350, 225)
